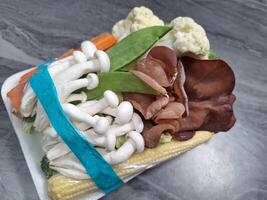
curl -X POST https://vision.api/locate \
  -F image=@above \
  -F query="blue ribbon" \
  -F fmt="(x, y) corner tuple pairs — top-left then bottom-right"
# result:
(29, 62), (123, 193)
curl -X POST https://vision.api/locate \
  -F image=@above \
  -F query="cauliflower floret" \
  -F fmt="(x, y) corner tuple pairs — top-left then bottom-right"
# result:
(157, 17), (210, 59)
(112, 6), (164, 40)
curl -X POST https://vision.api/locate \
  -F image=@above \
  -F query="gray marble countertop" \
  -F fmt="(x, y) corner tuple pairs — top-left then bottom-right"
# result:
(1, 0), (267, 200)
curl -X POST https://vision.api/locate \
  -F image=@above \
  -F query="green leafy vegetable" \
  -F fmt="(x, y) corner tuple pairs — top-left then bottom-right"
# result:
(84, 72), (159, 100)
(22, 116), (35, 134)
(115, 135), (127, 149)
(159, 133), (172, 144)
(107, 26), (172, 71)
(208, 49), (218, 59)
(41, 155), (56, 179)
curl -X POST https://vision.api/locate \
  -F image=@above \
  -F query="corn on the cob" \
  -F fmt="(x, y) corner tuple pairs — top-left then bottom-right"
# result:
(48, 131), (213, 200)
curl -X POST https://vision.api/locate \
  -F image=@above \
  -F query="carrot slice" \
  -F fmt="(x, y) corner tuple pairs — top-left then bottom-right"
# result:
(7, 32), (117, 114)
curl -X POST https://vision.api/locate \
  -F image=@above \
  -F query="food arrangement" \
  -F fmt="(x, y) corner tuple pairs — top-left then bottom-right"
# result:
(5, 6), (236, 200)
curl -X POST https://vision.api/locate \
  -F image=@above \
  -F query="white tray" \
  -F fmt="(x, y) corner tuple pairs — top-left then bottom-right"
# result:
(1, 70), (141, 200)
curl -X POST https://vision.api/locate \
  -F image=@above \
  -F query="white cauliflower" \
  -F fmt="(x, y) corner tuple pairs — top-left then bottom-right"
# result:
(112, 6), (164, 40)
(157, 17), (210, 59)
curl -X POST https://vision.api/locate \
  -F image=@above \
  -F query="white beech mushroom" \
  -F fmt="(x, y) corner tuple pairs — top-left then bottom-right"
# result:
(20, 50), (88, 117)
(81, 41), (97, 60)
(104, 131), (145, 165)
(105, 113), (144, 151)
(46, 142), (71, 161)
(83, 129), (114, 148)
(33, 73), (99, 132)
(62, 103), (110, 134)
(72, 115), (113, 132)
(57, 73), (99, 101)
(66, 91), (87, 103)
(19, 41), (99, 117)
(54, 50), (110, 84)
(50, 145), (112, 179)
(80, 101), (134, 125)
(78, 90), (119, 115)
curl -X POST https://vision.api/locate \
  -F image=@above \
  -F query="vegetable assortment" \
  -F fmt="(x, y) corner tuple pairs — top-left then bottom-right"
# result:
(6, 6), (236, 200)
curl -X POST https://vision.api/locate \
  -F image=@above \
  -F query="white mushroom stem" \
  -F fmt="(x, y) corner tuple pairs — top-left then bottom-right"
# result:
(83, 130), (109, 147)
(57, 73), (98, 102)
(19, 54), (81, 117)
(32, 73), (99, 132)
(33, 103), (51, 132)
(50, 166), (89, 179)
(72, 115), (113, 132)
(104, 131), (145, 165)
(19, 43), (96, 117)
(105, 113), (144, 151)
(80, 101), (134, 125)
(49, 50), (87, 74)
(43, 126), (58, 138)
(50, 154), (87, 172)
(66, 91), (87, 103)
(46, 142), (71, 161)
(41, 133), (60, 152)
(78, 90), (119, 115)
(77, 100), (98, 109)
(62, 103), (110, 134)
(54, 50), (110, 84)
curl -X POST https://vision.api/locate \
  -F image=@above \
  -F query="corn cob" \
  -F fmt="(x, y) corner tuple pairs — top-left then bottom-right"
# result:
(48, 131), (213, 200)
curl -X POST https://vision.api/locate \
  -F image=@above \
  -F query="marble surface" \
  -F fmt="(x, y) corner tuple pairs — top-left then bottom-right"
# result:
(0, 0), (267, 199)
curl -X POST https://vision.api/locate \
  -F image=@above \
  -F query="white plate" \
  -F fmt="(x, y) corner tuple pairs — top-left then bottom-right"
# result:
(1, 70), (144, 200)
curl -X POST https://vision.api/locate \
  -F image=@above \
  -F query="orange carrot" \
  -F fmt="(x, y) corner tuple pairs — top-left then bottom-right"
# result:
(7, 32), (117, 114)
(91, 32), (117, 51)
(7, 69), (37, 113)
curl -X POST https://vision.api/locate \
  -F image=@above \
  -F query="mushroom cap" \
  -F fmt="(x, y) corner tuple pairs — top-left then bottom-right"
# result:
(95, 50), (110, 72)
(115, 101), (134, 125)
(128, 131), (145, 153)
(81, 41), (96, 60)
(103, 90), (119, 108)
(131, 113), (144, 132)
(93, 117), (110, 135)
(106, 133), (117, 151)
(86, 73), (99, 90)
(73, 50), (87, 63)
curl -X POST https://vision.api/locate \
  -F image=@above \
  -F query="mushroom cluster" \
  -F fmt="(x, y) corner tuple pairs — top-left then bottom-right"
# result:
(20, 41), (110, 132)
(15, 39), (146, 178)
(42, 90), (145, 179)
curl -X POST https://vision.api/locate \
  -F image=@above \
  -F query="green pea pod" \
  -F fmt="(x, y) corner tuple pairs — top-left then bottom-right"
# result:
(84, 72), (159, 100)
(107, 26), (172, 71)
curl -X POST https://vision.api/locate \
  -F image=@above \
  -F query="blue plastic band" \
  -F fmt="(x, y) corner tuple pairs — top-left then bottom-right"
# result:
(29, 62), (123, 193)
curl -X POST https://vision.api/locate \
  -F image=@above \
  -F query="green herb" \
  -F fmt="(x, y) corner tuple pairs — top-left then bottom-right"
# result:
(41, 155), (56, 179)
(208, 49), (218, 59)
(84, 72), (159, 100)
(22, 116), (35, 134)
(159, 132), (172, 144)
(107, 26), (172, 71)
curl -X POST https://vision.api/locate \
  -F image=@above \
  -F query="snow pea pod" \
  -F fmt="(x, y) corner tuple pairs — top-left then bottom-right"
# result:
(107, 26), (172, 71)
(84, 72), (159, 99)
